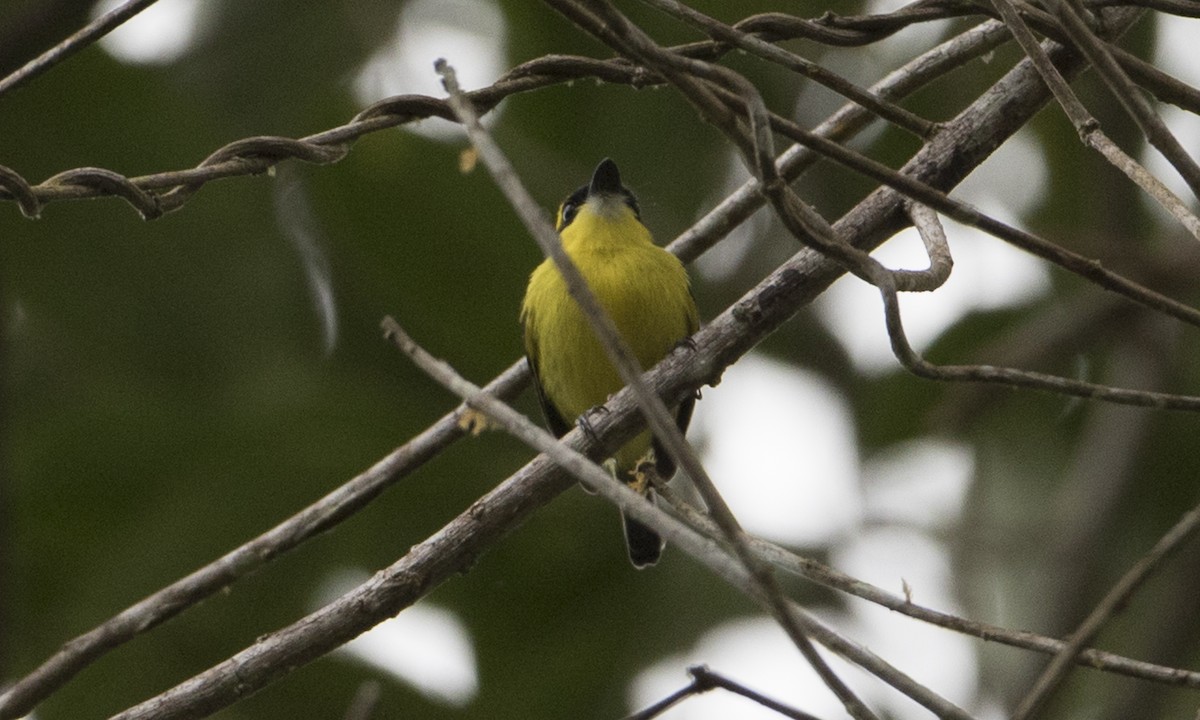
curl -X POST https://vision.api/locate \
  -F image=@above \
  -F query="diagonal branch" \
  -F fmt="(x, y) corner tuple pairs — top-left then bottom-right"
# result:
(652, 484), (1200, 689)
(625, 665), (830, 720)
(0, 364), (531, 720)
(1012, 501), (1200, 719)
(992, 0), (1200, 240)
(1052, 0), (1200, 201)
(0, 0), (164, 99)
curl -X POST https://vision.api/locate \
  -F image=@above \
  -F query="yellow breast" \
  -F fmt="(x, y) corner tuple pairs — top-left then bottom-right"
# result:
(521, 206), (697, 468)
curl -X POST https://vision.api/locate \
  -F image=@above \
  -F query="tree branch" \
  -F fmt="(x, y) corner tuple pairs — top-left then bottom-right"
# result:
(652, 484), (1200, 688)
(992, 0), (1200, 240)
(625, 665), (829, 720)
(0, 0), (165, 100)
(1013, 502), (1200, 719)
(0, 367), (528, 720)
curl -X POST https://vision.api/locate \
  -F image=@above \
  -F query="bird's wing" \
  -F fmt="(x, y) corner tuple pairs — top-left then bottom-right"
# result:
(522, 314), (572, 439)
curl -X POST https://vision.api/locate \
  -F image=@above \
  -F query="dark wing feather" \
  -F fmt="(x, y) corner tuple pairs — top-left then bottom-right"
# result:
(652, 391), (695, 478)
(523, 319), (571, 439)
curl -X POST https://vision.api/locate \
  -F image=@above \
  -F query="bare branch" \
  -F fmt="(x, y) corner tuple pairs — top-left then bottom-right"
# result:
(992, 0), (1200, 240)
(1013, 502), (1200, 719)
(653, 484), (1200, 689)
(1052, 0), (1200, 201)
(0, 365), (530, 720)
(625, 665), (829, 720)
(899, 202), (954, 292)
(877, 265), (1200, 409)
(0, 0), (165, 100)
(636, 0), (936, 139)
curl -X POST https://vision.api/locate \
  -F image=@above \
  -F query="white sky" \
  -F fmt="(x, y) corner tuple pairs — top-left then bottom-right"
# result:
(352, 0), (507, 140)
(691, 352), (862, 546)
(93, 0), (202, 65)
(313, 569), (479, 707)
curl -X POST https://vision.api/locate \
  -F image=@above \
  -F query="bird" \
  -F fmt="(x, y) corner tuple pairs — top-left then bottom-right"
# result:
(521, 158), (699, 567)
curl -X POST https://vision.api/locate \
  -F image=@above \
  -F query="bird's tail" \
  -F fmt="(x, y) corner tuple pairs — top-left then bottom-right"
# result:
(622, 456), (666, 567)
(622, 511), (663, 568)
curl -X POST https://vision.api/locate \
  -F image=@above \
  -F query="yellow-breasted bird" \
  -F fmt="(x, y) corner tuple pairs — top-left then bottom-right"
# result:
(521, 158), (699, 567)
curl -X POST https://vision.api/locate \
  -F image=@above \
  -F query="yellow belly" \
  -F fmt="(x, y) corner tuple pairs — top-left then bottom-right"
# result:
(523, 230), (695, 471)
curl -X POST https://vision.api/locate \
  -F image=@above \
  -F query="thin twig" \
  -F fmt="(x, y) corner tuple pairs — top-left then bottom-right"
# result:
(0, 0), (164, 99)
(625, 664), (829, 720)
(1012, 502), (1200, 719)
(900, 202), (954, 291)
(651, 484), (1200, 689)
(877, 264), (1200, 409)
(991, 0), (1200, 240)
(637, 0), (936, 139)
(691, 666), (829, 720)
(622, 679), (699, 720)
(1052, 0), (1200, 201)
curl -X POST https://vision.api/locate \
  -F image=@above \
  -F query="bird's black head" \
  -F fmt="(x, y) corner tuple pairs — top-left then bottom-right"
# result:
(556, 158), (641, 231)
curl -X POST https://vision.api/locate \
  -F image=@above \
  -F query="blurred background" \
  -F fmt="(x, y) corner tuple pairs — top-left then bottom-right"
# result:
(2, 1), (1199, 718)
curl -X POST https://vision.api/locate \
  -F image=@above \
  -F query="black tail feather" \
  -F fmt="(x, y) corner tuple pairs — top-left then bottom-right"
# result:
(623, 513), (664, 568)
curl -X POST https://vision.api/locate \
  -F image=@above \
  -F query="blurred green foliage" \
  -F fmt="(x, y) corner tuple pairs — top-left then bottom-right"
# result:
(2, 2), (1198, 719)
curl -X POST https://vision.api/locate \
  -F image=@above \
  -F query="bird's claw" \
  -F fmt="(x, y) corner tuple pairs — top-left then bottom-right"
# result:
(577, 408), (605, 445)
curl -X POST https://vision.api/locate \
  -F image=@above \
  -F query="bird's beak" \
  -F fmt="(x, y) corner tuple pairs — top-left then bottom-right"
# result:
(588, 158), (623, 196)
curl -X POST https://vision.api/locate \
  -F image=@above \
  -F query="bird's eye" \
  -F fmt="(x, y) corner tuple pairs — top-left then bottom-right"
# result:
(558, 201), (579, 230)
(623, 191), (641, 219)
